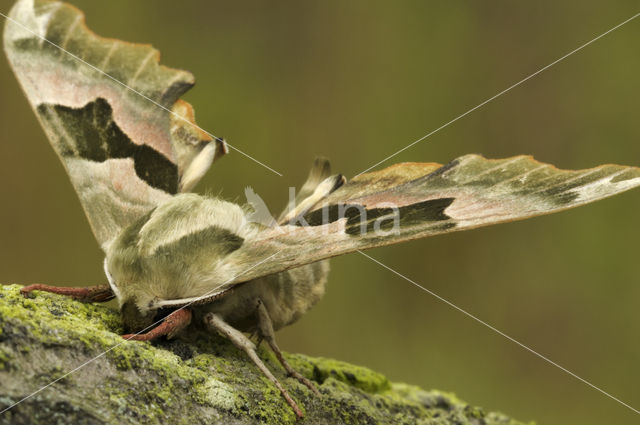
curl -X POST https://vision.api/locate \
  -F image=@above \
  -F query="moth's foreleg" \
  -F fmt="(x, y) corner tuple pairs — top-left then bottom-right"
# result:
(204, 312), (304, 419)
(255, 300), (321, 396)
(20, 284), (115, 303)
(122, 309), (192, 341)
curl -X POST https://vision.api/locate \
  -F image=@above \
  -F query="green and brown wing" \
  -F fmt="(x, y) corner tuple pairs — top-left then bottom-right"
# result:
(215, 154), (640, 291)
(3, 0), (226, 249)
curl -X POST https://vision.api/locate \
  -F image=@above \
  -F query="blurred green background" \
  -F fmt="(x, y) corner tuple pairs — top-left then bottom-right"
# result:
(1, 1), (639, 423)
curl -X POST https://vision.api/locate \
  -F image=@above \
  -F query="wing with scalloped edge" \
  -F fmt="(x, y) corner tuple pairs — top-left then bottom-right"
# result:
(174, 154), (640, 304)
(4, 0), (227, 250)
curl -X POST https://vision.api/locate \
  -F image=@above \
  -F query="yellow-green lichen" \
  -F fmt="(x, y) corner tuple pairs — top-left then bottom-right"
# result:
(0, 348), (12, 371)
(287, 354), (391, 393)
(0, 284), (532, 425)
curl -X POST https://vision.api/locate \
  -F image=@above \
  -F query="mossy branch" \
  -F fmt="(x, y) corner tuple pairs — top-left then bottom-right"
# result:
(0, 284), (531, 424)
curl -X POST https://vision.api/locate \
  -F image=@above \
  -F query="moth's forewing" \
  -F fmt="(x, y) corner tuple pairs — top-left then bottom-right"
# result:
(3, 0), (224, 250)
(199, 154), (640, 298)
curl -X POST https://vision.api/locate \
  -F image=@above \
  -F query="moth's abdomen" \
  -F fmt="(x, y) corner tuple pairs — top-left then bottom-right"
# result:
(198, 260), (331, 332)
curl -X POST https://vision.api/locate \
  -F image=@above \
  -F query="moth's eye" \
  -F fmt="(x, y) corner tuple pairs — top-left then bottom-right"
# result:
(120, 300), (156, 333)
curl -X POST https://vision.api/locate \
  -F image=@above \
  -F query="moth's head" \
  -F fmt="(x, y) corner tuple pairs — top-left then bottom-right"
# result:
(103, 257), (156, 332)
(120, 300), (157, 333)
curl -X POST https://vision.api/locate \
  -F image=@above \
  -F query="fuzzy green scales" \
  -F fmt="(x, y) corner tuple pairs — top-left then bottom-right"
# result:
(0, 284), (530, 425)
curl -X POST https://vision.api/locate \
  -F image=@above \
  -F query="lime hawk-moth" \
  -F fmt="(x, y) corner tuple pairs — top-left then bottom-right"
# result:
(4, 0), (640, 418)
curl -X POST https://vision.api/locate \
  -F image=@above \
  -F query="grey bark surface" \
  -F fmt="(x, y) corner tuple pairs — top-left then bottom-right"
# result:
(0, 284), (531, 425)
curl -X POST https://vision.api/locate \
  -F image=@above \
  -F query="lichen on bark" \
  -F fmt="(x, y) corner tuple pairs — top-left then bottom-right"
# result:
(0, 284), (531, 424)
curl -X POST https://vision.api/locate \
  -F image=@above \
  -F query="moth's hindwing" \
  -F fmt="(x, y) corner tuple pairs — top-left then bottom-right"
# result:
(4, 0), (226, 249)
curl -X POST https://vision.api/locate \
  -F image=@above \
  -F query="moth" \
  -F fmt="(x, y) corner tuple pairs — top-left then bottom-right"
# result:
(5, 0), (640, 419)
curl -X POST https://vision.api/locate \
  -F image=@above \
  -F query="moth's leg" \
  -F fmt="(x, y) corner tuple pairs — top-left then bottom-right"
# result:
(204, 312), (304, 419)
(255, 299), (321, 396)
(248, 330), (264, 349)
(20, 284), (115, 303)
(122, 309), (192, 341)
